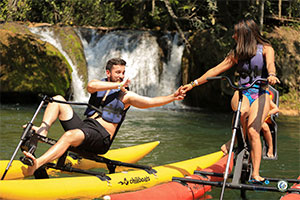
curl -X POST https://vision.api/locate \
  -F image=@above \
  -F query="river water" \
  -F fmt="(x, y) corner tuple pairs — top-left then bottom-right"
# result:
(0, 104), (299, 200)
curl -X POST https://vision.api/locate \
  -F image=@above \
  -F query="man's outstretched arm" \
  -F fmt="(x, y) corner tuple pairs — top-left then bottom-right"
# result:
(126, 86), (185, 109)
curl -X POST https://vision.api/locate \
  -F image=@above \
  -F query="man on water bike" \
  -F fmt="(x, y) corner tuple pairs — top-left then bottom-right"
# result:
(23, 58), (185, 176)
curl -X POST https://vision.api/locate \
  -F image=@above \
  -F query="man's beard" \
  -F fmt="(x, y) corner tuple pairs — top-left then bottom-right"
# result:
(110, 77), (123, 82)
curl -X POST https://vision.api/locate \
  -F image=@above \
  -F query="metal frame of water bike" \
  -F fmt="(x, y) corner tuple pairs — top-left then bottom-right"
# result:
(1, 95), (156, 181)
(172, 76), (300, 200)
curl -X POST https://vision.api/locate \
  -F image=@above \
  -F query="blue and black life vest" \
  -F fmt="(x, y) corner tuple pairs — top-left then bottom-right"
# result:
(84, 78), (128, 124)
(84, 78), (129, 145)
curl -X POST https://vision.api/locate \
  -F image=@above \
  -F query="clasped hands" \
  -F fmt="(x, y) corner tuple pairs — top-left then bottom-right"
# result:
(173, 83), (193, 100)
(120, 77), (191, 101)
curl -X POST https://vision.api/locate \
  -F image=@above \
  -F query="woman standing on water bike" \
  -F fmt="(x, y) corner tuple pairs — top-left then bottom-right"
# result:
(181, 19), (280, 182)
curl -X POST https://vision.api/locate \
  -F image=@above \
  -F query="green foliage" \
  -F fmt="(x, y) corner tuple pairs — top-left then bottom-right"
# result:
(63, 0), (123, 27)
(1, 0), (299, 30)
(0, 0), (8, 21)
(280, 88), (300, 110)
(0, 0), (31, 21)
(291, 0), (300, 18)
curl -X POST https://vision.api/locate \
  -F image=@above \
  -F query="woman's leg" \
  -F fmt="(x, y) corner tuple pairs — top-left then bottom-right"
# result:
(247, 93), (270, 181)
(231, 91), (251, 136)
(220, 91), (251, 155)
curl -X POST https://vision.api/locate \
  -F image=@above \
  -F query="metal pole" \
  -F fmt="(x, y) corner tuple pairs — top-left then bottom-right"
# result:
(219, 91), (243, 200)
(1, 96), (47, 180)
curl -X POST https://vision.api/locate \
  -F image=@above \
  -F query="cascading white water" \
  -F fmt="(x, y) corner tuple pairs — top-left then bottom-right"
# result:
(29, 27), (88, 102)
(78, 29), (185, 107)
(29, 27), (185, 107)
(158, 34), (184, 97)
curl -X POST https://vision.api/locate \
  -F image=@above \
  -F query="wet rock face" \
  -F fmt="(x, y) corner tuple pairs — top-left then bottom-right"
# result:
(0, 24), (72, 103)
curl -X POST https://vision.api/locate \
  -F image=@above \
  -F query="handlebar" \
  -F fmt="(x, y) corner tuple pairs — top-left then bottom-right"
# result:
(207, 76), (268, 91)
(44, 96), (103, 115)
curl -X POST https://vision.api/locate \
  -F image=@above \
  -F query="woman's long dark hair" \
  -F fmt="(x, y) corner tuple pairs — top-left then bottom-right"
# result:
(234, 19), (270, 61)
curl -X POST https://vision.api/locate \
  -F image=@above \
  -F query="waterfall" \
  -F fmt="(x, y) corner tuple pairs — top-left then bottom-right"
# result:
(158, 34), (184, 97)
(29, 27), (185, 108)
(29, 27), (88, 102)
(78, 29), (185, 107)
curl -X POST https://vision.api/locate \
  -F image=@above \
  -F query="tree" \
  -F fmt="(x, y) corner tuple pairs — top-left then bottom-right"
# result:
(1, 0), (299, 30)
(162, 0), (191, 53)
(279, 0), (282, 18)
(259, 0), (265, 31)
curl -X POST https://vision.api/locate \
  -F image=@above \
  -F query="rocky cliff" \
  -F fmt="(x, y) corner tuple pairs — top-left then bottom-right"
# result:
(0, 22), (74, 103)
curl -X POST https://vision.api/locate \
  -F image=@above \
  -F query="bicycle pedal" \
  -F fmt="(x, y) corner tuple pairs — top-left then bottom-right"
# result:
(20, 156), (34, 166)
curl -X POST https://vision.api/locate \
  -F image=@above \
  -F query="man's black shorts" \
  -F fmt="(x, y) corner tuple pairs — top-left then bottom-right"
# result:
(60, 112), (111, 154)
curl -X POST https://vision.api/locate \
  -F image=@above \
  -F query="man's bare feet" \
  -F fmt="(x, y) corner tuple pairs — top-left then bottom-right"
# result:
(22, 151), (38, 176)
(221, 144), (228, 155)
(22, 124), (48, 137)
(221, 140), (231, 155)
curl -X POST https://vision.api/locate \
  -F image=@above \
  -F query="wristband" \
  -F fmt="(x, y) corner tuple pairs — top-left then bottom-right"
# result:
(190, 81), (195, 87)
(268, 73), (276, 77)
(190, 80), (198, 88)
(194, 80), (199, 86)
(118, 83), (124, 90)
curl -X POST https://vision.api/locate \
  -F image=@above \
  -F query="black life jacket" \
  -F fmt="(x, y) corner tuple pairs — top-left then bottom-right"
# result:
(84, 78), (130, 145)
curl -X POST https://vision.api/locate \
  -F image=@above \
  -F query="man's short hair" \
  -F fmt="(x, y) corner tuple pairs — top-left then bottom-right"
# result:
(106, 58), (126, 71)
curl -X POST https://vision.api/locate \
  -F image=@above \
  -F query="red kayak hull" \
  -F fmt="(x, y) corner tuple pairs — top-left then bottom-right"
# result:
(107, 154), (233, 200)
(280, 176), (300, 200)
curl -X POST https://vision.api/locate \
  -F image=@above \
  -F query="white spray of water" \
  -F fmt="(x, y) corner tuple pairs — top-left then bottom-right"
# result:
(78, 30), (185, 108)
(159, 34), (185, 107)
(29, 27), (88, 102)
(30, 27), (185, 108)
(78, 31), (159, 96)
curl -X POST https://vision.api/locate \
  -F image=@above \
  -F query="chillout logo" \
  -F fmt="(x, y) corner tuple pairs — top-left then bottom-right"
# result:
(118, 176), (151, 185)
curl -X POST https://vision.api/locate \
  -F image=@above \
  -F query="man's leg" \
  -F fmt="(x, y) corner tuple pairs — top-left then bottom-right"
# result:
(32, 95), (73, 137)
(23, 129), (85, 176)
